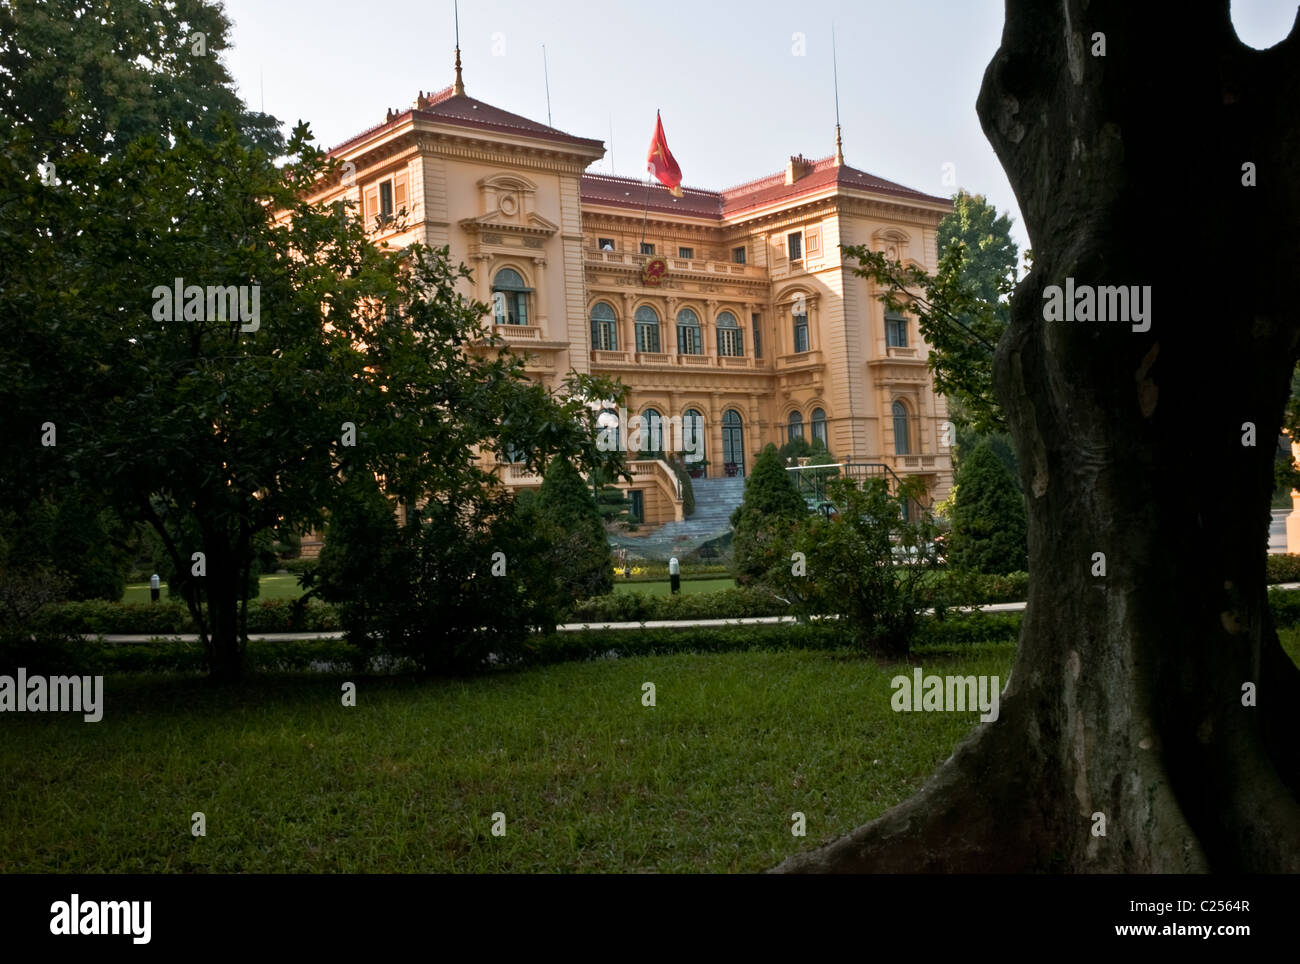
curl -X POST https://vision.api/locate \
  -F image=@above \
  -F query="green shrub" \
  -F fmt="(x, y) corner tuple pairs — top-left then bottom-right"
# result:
(279, 557), (319, 575)
(730, 444), (807, 585)
(30, 598), (340, 635)
(1265, 554), (1300, 584)
(771, 475), (942, 657)
(567, 585), (787, 623)
(948, 439), (1028, 574)
(538, 457), (613, 600)
(1268, 587), (1300, 627)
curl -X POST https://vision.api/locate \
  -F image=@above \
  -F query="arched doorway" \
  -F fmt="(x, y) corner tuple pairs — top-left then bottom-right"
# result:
(722, 409), (745, 477)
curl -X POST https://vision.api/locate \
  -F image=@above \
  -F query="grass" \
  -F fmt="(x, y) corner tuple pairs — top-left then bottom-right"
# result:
(611, 577), (736, 597)
(0, 645), (1013, 873)
(122, 573), (304, 605)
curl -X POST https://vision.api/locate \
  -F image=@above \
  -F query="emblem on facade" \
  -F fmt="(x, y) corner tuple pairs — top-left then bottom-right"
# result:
(641, 257), (667, 286)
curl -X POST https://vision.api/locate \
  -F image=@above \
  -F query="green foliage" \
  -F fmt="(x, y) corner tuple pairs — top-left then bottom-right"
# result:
(1265, 554), (1300, 585)
(315, 475), (565, 676)
(0, 498), (132, 602)
(776, 435), (831, 464)
(767, 476), (942, 657)
(1275, 365), (1300, 494)
(0, 0), (284, 164)
(730, 444), (807, 585)
(32, 597), (340, 636)
(538, 457), (614, 601)
(948, 440), (1028, 574)
(845, 191), (1019, 434)
(566, 586), (788, 623)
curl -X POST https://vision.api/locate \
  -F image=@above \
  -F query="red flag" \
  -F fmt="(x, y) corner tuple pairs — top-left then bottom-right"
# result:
(646, 111), (683, 198)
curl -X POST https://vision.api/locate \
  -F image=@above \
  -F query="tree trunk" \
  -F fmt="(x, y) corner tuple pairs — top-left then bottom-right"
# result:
(775, 1), (1300, 872)
(203, 536), (246, 683)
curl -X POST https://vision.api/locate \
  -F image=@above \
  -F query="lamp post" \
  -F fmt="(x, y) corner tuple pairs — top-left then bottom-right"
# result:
(669, 556), (680, 595)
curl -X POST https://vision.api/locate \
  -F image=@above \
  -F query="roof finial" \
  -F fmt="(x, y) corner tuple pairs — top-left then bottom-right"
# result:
(832, 22), (844, 166)
(453, 0), (465, 95)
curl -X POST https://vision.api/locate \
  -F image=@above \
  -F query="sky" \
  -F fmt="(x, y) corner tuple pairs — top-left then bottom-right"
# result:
(216, 0), (1299, 261)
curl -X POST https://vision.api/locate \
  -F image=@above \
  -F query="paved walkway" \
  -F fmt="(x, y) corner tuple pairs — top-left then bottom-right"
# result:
(87, 580), (1300, 644)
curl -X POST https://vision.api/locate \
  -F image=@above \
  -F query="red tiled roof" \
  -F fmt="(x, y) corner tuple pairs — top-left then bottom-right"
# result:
(721, 155), (949, 215)
(579, 173), (723, 220)
(329, 85), (604, 155)
(580, 157), (949, 220)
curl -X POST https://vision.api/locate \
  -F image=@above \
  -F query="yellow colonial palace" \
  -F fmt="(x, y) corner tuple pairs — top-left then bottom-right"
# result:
(306, 67), (954, 527)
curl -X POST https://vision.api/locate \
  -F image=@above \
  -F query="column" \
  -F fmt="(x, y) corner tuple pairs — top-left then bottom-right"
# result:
(531, 255), (547, 332)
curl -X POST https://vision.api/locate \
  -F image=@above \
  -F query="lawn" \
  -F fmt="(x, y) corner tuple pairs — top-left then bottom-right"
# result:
(0, 645), (1013, 873)
(611, 576), (736, 597)
(122, 573), (304, 605)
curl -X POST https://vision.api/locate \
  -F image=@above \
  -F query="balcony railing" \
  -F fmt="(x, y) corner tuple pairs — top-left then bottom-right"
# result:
(776, 350), (823, 370)
(584, 249), (763, 280)
(492, 323), (542, 340)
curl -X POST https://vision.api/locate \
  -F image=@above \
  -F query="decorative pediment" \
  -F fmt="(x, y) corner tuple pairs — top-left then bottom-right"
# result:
(461, 170), (556, 238)
(872, 227), (912, 262)
(459, 209), (559, 238)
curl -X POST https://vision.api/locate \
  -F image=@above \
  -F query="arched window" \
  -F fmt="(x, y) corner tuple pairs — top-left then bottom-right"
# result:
(639, 408), (665, 458)
(885, 307), (908, 348)
(811, 408), (828, 448)
(722, 409), (745, 476)
(892, 400), (911, 455)
(787, 411), (804, 442)
(793, 302), (810, 353)
(634, 305), (661, 354)
(492, 268), (530, 326)
(682, 408), (705, 464)
(676, 308), (702, 355)
(590, 302), (617, 351)
(716, 311), (743, 356)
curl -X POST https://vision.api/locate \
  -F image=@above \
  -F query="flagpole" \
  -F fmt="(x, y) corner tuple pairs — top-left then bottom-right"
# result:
(639, 109), (658, 251)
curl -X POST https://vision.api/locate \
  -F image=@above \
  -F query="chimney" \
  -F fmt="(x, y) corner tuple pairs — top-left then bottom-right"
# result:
(785, 154), (814, 185)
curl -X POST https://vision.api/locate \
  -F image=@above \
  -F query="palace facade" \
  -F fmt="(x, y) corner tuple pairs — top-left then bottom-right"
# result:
(306, 67), (954, 527)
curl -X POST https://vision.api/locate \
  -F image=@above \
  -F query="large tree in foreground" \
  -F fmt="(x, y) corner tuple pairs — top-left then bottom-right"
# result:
(778, 2), (1300, 872)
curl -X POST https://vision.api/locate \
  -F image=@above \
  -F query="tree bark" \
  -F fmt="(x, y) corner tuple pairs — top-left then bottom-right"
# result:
(775, 1), (1300, 872)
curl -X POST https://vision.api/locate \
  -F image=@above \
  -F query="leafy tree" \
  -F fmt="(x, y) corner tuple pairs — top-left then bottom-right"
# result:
(947, 440), (1027, 574)
(730, 444), (807, 585)
(3, 109), (625, 680)
(315, 475), (561, 676)
(538, 457), (613, 600)
(845, 191), (1019, 435)
(0, 0), (283, 166)
(769, 475), (942, 657)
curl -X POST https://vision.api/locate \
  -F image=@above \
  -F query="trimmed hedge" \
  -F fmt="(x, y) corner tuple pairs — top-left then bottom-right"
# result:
(1266, 554), (1300, 585)
(278, 558), (319, 575)
(0, 634), (365, 676)
(567, 586), (788, 623)
(32, 598), (340, 635)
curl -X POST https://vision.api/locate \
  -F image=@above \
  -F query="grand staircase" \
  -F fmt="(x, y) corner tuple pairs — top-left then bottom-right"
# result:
(610, 476), (747, 561)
